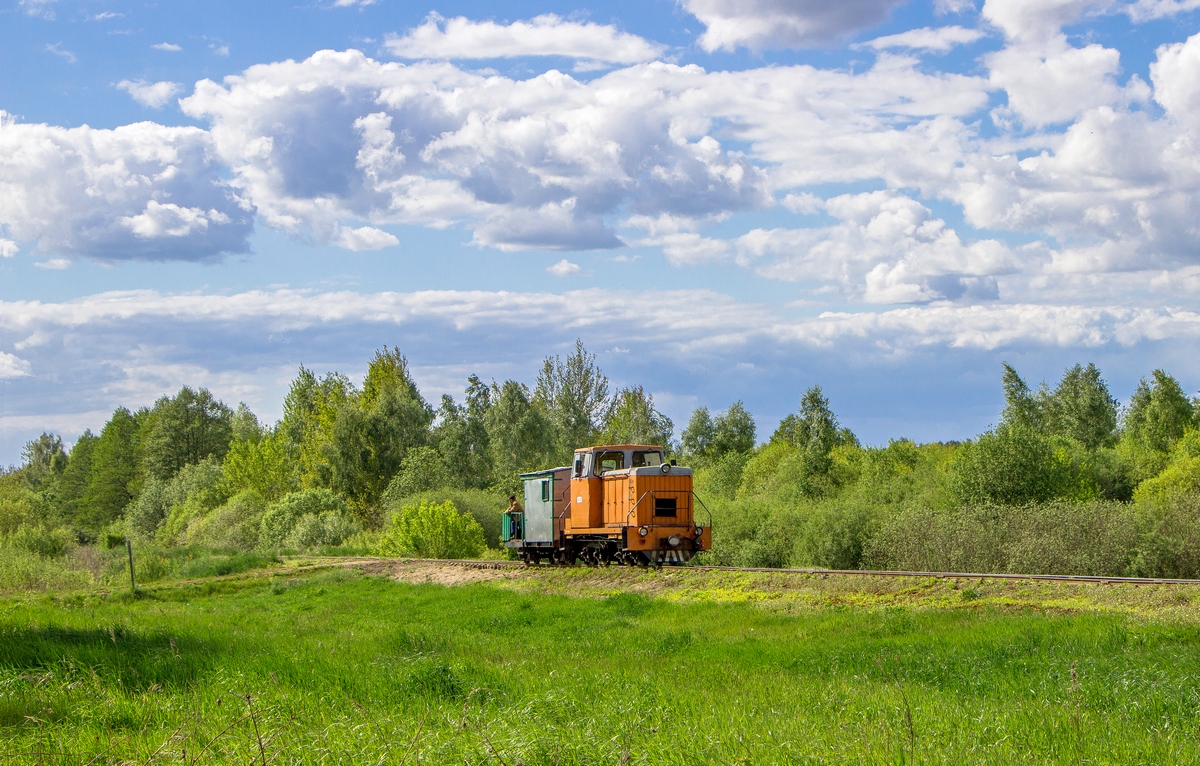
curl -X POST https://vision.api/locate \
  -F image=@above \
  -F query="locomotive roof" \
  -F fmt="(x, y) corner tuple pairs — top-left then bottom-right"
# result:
(518, 466), (571, 479)
(575, 444), (665, 451)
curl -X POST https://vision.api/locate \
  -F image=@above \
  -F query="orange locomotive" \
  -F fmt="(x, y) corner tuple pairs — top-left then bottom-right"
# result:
(501, 444), (711, 565)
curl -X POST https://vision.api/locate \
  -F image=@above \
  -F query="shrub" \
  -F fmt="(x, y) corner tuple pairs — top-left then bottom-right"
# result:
(381, 487), (505, 547)
(864, 501), (1139, 576)
(257, 489), (357, 550)
(378, 499), (486, 559)
(186, 490), (269, 551)
(948, 425), (1074, 505)
(388, 447), (451, 498)
(1130, 495), (1200, 578)
(7, 524), (73, 558)
(0, 547), (92, 593)
(284, 510), (362, 549)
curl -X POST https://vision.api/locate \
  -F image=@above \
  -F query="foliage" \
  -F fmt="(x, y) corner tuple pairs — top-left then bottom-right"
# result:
(485, 380), (556, 490)
(142, 387), (234, 481)
(381, 486), (506, 547)
(186, 490), (270, 551)
(378, 499), (486, 559)
(151, 458), (231, 544)
(534, 339), (611, 460)
(598, 386), (674, 449)
(389, 446), (452, 498)
(6, 524), (73, 558)
(865, 502), (1141, 576)
(1123, 369), (1197, 454)
(257, 489), (354, 550)
(77, 408), (143, 534)
(222, 430), (296, 502)
(948, 424), (1074, 505)
(433, 378), (493, 489)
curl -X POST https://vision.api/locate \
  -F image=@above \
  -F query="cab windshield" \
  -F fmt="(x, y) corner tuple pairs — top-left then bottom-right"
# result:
(632, 451), (663, 467)
(596, 451), (625, 474)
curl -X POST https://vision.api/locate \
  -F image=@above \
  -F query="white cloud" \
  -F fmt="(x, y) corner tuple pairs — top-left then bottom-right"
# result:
(0, 352), (32, 379)
(641, 191), (1018, 302)
(34, 258), (70, 270)
(0, 239), (16, 258)
(20, 0), (55, 19)
(683, 0), (906, 52)
(386, 13), (665, 63)
(90, 11), (121, 20)
(864, 26), (985, 52)
(1127, 0), (1200, 20)
(547, 258), (582, 276)
(335, 225), (399, 250)
(152, 42), (183, 52)
(45, 43), (76, 63)
(331, 0), (377, 6)
(116, 79), (182, 109)
(0, 111), (253, 261)
(935, 0), (977, 13)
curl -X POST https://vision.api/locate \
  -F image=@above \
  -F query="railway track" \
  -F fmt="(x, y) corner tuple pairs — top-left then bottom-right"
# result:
(405, 558), (1200, 586)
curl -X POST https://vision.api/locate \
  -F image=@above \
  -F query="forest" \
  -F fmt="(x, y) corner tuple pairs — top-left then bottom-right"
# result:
(3, 339), (1200, 588)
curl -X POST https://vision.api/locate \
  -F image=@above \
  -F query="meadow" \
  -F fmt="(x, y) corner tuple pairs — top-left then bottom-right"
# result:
(4, 565), (1200, 764)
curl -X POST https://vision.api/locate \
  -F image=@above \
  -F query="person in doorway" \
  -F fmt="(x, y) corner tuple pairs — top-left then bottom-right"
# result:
(507, 494), (524, 539)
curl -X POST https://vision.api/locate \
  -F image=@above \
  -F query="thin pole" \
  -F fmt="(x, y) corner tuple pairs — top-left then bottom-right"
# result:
(126, 537), (136, 592)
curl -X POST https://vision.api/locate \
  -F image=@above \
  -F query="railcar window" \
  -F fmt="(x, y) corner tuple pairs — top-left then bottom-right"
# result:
(632, 451), (662, 467)
(597, 451), (625, 474)
(541, 479), (551, 502)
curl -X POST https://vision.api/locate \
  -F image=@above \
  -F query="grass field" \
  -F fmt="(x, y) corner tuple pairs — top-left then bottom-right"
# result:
(4, 564), (1200, 764)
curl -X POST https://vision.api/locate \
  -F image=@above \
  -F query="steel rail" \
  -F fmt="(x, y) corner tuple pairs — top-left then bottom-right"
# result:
(397, 558), (1200, 586)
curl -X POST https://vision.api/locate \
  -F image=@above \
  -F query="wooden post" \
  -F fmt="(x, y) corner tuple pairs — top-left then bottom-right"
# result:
(126, 537), (136, 592)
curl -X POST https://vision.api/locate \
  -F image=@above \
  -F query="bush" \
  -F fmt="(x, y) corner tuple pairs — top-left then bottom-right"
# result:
(388, 447), (452, 498)
(285, 510), (361, 549)
(186, 490), (269, 551)
(6, 524), (73, 558)
(949, 425), (1074, 505)
(381, 487), (505, 547)
(1130, 495), (1200, 578)
(864, 501), (1139, 576)
(378, 499), (486, 559)
(257, 489), (357, 550)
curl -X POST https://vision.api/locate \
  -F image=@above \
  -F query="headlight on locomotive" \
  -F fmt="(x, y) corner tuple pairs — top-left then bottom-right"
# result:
(668, 535), (681, 547)
(638, 526), (649, 537)
(694, 527), (703, 538)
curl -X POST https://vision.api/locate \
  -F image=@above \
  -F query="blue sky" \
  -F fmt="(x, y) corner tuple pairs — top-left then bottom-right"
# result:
(2, 0), (1200, 463)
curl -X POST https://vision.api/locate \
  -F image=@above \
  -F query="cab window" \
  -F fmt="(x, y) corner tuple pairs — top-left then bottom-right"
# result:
(632, 451), (662, 467)
(596, 451), (625, 474)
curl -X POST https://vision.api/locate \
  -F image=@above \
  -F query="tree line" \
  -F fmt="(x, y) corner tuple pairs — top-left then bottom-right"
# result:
(3, 345), (1199, 578)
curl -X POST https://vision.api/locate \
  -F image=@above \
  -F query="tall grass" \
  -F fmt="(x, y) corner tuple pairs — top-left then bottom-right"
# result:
(3, 571), (1200, 764)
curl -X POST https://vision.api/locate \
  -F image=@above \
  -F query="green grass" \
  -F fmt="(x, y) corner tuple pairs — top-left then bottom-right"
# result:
(4, 570), (1200, 764)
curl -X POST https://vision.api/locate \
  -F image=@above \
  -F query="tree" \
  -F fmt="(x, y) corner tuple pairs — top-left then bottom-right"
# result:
(280, 367), (355, 487)
(327, 349), (434, 511)
(949, 423), (1073, 505)
(1123, 370), (1196, 453)
(21, 433), (67, 490)
(1040, 363), (1119, 451)
(486, 380), (556, 485)
(222, 430), (296, 503)
(142, 387), (234, 481)
(712, 401), (756, 456)
(598, 386), (674, 449)
(1000, 362), (1041, 431)
(681, 407), (715, 460)
(772, 386), (846, 475)
(79, 408), (143, 532)
(55, 431), (96, 524)
(230, 403), (263, 443)
(434, 388), (493, 488)
(389, 446), (452, 498)
(534, 340), (611, 458)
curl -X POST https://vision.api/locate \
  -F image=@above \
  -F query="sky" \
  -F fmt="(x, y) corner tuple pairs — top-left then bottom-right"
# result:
(2, 0), (1200, 464)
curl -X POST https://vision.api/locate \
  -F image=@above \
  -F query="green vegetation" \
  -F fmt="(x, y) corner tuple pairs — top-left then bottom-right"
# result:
(4, 569), (1200, 764)
(3, 336), (1200, 582)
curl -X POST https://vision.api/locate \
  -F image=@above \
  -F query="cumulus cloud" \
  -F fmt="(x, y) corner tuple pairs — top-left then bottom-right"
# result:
(180, 51), (772, 252)
(152, 42), (182, 52)
(385, 13), (665, 64)
(642, 191), (1017, 303)
(0, 239), (16, 258)
(0, 111), (253, 261)
(335, 225), (399, 250)
(116, 79), (182, 108)
(864, 26), (986, 52)
(0, 351), (32, 379)
(547, 258), (582, 276)
(683, 0), (906, 51)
